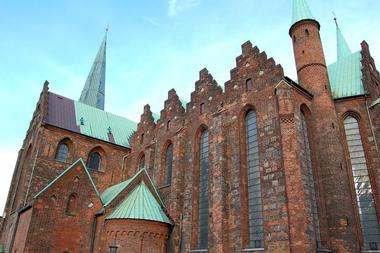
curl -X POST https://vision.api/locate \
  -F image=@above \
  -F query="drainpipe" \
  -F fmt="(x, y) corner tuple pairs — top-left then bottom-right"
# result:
(23, 149), (39, 206)
(178, 213), (184, 253)
(365, 100), (380, 159)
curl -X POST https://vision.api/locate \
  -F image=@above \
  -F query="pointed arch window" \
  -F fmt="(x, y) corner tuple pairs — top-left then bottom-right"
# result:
(139, 154), (145, 169)
(66, 193), (78, 215)
(88, 152), (101, 170)
(55, 143), (69, 162)
(300, 111), (321, 247)
(246, 79), (253, 92)
(165, 143), (173, 185)
(344, 116), (380, 250)
(245, 110), (264, 249)
(198, 129), (209, 249)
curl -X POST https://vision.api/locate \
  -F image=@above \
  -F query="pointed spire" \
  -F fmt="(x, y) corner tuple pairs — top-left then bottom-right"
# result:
(79, 29), (107, 110)
(335, 17), (352, 60)
(291, 0), (317, 26)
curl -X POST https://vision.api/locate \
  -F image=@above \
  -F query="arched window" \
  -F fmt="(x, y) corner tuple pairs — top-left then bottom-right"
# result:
(246, 79), (253, 92)
(198, 129), (209, 249)
(344, 116), (380, 250)
(245, 110), (264, 249)
(66, 193), (78, 215)
(55, 143), (69, 162)
(139, 154), (145, 169)
(165, 143), (174, 185)
(87, 152), (101, 170)
(300, 111), (321, 247)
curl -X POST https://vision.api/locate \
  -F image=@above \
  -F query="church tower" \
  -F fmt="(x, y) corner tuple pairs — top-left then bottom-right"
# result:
(79, 30), (107, 110)
(290, 0), (359, 252)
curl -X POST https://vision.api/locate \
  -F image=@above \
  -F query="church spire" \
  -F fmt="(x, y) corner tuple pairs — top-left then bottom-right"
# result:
(79, 29), (107, 110)
(334, 18), (352, 60)
(291, 0), (317, 27)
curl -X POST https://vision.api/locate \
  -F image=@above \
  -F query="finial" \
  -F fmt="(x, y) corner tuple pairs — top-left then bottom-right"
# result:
(332, 11), (338, 27)
(105, 24), (109, 33)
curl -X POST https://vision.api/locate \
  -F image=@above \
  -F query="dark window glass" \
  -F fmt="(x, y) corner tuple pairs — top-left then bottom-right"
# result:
(66, 193), (78, 215)
(165, 144), (173, 185)
(167, 120), (171, 131)
(140, 133), (144, 144)
(88, 152), (101, 170)
(55, 143), (69, 162)
(300, 112), (321, 247)
(245, 110), (264, 249)
(198, 130), (209, 249)
(344, 116), (380, 249)
(139, 154), (145, 169)
(200, 103), (205, 114)
(246, 79), (253, 92)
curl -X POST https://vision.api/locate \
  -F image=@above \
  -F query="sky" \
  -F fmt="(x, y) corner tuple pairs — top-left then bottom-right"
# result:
(0, 0), (379, 213)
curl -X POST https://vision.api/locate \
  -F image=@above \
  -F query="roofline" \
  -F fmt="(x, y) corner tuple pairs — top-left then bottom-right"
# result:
(44, 122), (131, 150)
(283, 76), (314, 98)
(334, 93), (367, 102)
(105, 217), (173, 226)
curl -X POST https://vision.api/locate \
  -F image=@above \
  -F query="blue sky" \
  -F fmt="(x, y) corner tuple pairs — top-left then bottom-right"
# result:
(0, 0), (379, 212)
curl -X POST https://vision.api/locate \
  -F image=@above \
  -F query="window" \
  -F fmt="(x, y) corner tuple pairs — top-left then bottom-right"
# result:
(300, 112), (321, 247)
(246, 79), (253, 92)
(198, 129), (209, 249)
(200, 103), (205, 114)
(140, 133), (144, 144)
(344, 116), (380, 250)
(55, 143), (69, 162)
(305, 29), (310, 36)
(165, 144), (173, 185)
(88, 152), (101, 170)
(245, 110), (264, 249)
(139, 154), (145, 169)
(167, 120), (171, 131)
(66, 193), (78, 215)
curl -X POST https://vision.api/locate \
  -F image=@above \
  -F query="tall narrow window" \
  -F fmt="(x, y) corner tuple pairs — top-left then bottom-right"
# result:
(246, 79), (253, 92)
(200, 103), (205, 114)
(55, 143), (69, 162)
(198, 130), (209, 249)
(66, 193), (78, 215)
(300, 112), (321, 247)
(245, 110), (264, 249)
(88, 152), (101, 170)
(165, 144), (173, 185)
(344, 116), (380, 250)
(139, 154), (145, 169)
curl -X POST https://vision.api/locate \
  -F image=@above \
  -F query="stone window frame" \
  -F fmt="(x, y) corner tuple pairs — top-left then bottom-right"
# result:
(55, 137), (73, 163)
(341, 111), (380, 251)
(239, 105), (264, 250)
(87, 146), (106, 172)
(191, 124), (210, 251)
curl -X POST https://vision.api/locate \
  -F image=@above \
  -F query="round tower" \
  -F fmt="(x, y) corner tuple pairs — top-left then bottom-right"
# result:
(289, 0), (360, 252)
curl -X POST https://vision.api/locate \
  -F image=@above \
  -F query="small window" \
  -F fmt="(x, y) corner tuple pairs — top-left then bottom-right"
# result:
(305, 29), (310, 36)
(200, 103), (205, 114)
(88, 152), (101, 170)
(140, 133), (144, 144)
(293, 35), (296, 43)
(167, 120), (171, 131)
(55, 143), (69, 162)
(66, 193), (78, 215)
(246, 79), (253, 92)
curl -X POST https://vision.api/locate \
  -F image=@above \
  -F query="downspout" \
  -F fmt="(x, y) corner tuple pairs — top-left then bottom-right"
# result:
(178, 213), (184, 252)
(23, 149), (39, 206)
(121, 154), (129, 181)
(365, 100), (380, 159)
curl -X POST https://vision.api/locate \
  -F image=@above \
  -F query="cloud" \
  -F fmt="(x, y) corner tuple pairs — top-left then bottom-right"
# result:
(168, 0), (200, 17)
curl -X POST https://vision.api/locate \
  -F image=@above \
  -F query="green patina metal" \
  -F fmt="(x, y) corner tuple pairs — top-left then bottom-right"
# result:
(33, 159), (101, 200)
(74, 101), (137, 148)
(328, 51), (365, 99)
(291, 0), (316, 26)
(106, 181), (172, 224)
(336, 25), (352, 60)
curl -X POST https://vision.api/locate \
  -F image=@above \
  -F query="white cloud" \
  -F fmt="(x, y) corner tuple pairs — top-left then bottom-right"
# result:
(168, 0), (200, 17)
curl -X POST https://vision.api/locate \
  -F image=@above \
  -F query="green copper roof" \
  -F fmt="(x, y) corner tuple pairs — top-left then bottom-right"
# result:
(106, 181), (172, 224)
(291, 0), (316, 26)
(79, 31), (107, 110)
(328, 51), (365, 99)
(336, 25), (352, 60)
(34, 159), (101, 200)
(74, 101), (137, 148)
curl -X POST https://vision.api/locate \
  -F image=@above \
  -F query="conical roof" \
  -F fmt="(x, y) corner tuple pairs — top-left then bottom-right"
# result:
(79, 31), (107, 110)
(291, 0), (317, 26)
(336, 23), (352, 60)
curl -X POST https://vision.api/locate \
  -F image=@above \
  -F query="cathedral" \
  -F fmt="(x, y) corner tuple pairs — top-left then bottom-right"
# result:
(1, 0), (380, 252)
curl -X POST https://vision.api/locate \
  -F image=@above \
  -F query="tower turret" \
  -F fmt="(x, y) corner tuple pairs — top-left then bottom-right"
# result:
(79, 30), (107, 110)
(289, 1), (359, 252)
